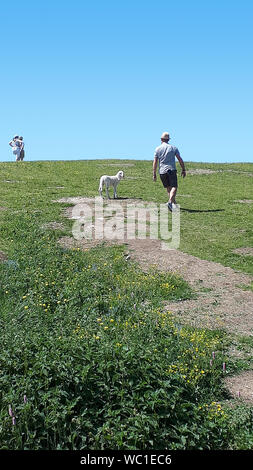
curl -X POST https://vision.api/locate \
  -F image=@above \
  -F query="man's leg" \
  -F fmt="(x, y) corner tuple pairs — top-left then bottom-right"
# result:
(166, 186), (177, 203)
(166, 186), (178, 212)
(169, 187), (177, 204)
(166, 186), (172, 200)
(168, 171), (178, 205)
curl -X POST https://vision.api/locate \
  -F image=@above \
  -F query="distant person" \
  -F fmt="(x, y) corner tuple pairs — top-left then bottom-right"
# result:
(9, 135), (22, 161)
(19, 136), (25, 161)
(153, 132), (186, 211)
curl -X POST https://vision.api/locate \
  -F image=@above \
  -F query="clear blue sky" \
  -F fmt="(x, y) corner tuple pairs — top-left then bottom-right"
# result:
(0, 0), (252, 163)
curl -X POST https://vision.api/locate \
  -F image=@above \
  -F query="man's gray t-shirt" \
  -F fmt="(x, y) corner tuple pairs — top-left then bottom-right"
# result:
(154, 143), (180, 174)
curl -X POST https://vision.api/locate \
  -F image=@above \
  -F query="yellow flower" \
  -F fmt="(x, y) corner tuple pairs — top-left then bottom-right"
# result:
(24, 306), (29, 310)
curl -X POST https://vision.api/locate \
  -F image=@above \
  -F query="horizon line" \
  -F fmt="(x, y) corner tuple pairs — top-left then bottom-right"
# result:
(0, 157), (252, 164)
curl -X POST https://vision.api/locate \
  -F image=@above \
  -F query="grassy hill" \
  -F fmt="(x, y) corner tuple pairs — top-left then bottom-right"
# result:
(1, 160), (252, 273)
(0, 160), (253, 450)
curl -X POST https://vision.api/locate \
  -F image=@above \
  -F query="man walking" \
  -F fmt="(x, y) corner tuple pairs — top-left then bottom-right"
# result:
(153, 132), (186, 211)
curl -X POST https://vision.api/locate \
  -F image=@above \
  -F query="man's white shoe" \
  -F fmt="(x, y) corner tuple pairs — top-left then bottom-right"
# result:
(168, 202), (179, 212)
(172, 203), (179, 211)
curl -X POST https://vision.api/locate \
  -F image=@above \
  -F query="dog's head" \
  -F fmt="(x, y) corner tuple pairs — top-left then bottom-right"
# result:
(117, 170), (124, 180)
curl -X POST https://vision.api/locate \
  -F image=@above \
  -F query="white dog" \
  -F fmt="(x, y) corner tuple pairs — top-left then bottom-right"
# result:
(98, 170), (124, 199)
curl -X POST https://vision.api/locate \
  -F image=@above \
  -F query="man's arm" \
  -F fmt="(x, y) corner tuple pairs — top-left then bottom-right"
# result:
(176, 154), (186, 177)
(153, 156), (158, 181)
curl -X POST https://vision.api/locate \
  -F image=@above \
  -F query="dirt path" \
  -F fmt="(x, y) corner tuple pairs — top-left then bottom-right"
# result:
(56, 196), (253, 338)
(126, 238), (253, 337)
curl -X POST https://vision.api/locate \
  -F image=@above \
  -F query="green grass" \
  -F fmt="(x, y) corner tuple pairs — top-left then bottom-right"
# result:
(1, 160), (252, 273)
(0, 160), (253, 450)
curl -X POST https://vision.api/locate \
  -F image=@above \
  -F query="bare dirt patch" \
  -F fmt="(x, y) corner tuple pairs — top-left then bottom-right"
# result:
(58, 235), (122, 251)
(224, 371), (253, 403)
(48, 186), (65, 189)
(187, 169), (218, 175)
(187, 169), (253, 177)
(41, 222), (66, 231)
(233, 247), (253, 256)
(54, 196), (102, 205)
(0, 250), (7, 262)
(2, 180), (21, 184)
(96, 163), (135, 167)
(234, 199), (253, 204)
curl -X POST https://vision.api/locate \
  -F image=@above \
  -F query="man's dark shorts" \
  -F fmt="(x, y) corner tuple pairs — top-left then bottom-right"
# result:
(160, 170), (178, 188)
